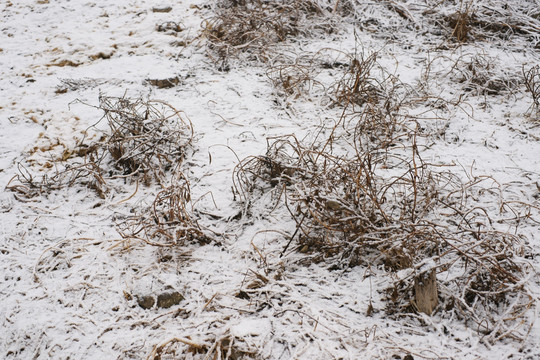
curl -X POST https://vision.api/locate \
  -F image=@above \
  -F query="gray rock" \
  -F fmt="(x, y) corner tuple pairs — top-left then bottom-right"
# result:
(157, 291), (184, 308)
(137, 295), (155, 309)
(152, 6), (172, 13)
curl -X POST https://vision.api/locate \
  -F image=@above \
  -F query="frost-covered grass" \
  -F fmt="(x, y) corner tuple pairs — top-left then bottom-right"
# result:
(1, 0), (540, 359)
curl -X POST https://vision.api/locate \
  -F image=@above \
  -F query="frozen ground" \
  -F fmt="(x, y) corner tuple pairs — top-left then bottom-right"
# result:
(1, 0), (540, 359)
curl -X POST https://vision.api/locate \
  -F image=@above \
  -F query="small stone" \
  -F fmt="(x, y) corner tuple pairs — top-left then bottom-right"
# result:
(157, 291), (184, 308)
(137, 295), (155, 309)
(89, 51), (114, 60)
(156, 22), (182, 33)
(152, 6), (172, 13)
(170, 40), (187, 47)
(236, 290), (250, 300)
(146, 76), (180, 89)
(404, 355), (414, 360)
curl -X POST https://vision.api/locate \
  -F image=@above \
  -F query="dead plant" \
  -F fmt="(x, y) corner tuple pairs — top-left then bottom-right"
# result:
(447, 1), (473, 42)
(466, 1), (540, 39)
(147, 333), (258, 360)
(233, 135), (316, 205)
(116, 173), (209, 247)
(204, 334), (258, 360)
(328, 49), (381, 108)
(438, 0), (540, 43)
(6, 157), (108, 199)
(325, 45), (413, 118)
(449, 54), (518, 96)
(233, 128), (535, 342)
(6, 96), (193, 200)
(202, 0), (333, 63)
(266, 53), (324, 98)
(100, 96), (193, 185)
(523, 65), (540, 117)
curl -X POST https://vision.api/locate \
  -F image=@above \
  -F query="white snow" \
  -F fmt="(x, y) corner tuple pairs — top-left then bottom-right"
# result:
(1, 0), (539, 359)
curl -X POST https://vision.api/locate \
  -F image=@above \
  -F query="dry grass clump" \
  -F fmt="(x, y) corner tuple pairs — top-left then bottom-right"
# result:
(327, 49), (382, 108)
(418, 52), (520, 104)
(230, 18), (536, 341)
(351, 102), (409, 152)
(266, 48), (366, 101)
(147, 333), (258, 360)
(266, 53), (325, 98)
(6, 158), (109, 200)
(233, 124), (535, 342)
(203, 334), (258, 360)
(523, 65), (540, 117)
(440, 0), (540, 43)
(116, 173), (208, 247)
(232, 135), (315, 213)
(323, 45), (412, 117)
(202, 0), (335, 63)
(6, 97), (199, 248)
(100, 96), (193, 184)
(6, 96), (193, 199)
(469, 2), (540, 38)
(446, 1), (473, 42)
(265, 44), (409, 116)
(450, 54), (518, 96)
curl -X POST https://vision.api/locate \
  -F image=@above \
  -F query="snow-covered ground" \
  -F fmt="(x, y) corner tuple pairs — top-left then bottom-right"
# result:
(1, 0), (539, 359)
